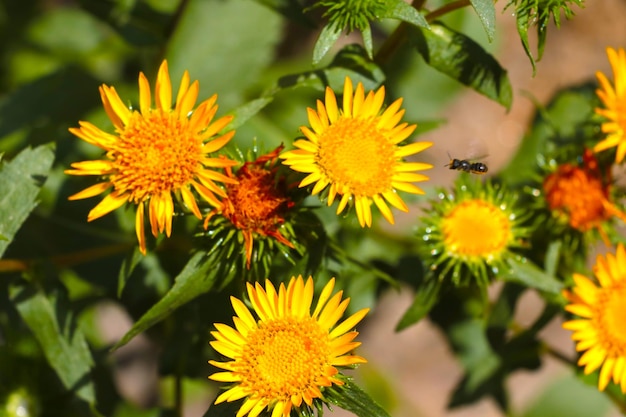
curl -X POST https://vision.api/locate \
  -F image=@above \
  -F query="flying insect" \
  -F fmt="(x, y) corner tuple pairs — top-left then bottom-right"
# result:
(445, 157), (488, 174)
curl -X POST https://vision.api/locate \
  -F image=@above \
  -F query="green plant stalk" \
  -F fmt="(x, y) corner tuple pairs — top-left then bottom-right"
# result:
(374, 0), (473, 65)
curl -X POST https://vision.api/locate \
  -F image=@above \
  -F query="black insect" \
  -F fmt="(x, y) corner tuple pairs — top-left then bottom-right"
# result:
(446, 158), (489, 175)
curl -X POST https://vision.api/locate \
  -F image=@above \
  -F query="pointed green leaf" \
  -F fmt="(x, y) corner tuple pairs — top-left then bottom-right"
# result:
(470, 0), (495, 42)
(396, 278), (441, 331)
(502, 258), (563, 295)
(326, 380), (392, 417)
(382, 0), (429, 29)
(112, 251), (218, 350)
(0, 145), (54, 257)
(514, 8), (536, 74)
(117, 247), (144, 298)
(9, 280), (95, 404)
(227, 97), (274, 131)
(408, 22), (512, 110)
(361, 25), (374, 60)
(313, 23), (344, 65)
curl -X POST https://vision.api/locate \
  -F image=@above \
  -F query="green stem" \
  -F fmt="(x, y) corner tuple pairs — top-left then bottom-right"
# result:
(541, 342), (575, 366)
(425, 0), (471, 21)
(175, 365), (183, 417)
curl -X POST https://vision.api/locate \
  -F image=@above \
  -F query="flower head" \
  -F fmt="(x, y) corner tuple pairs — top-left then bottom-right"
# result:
(563, 244), (626, 393)
(209, 275), (369, 417)
(65, 60), (237, 254)
(281, 77), (433, 228)
(419, 177), (529, 286)
(594, 47), (626, 163)
(543, 148), (626, 242)
(204, 146), (295, 269)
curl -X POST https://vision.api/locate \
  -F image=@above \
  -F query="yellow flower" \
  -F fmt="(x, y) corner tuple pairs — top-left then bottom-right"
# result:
(281, 77), (433, 227)
(594, 47), (626, 163)
(209, 275), (369, 417)
(562, 244), (626, 393)
(65, 60), (237, 254)
(419, 177), (529, 286)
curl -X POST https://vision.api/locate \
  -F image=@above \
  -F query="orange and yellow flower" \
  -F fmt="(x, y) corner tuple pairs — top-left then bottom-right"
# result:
(204, 146), (295, 268)
(65, 60), (237, 254)
(563, 244), (626, 393)
(543, 149), (626, 241)
(209, 275), (368, 417)
(281, 77), (433, 227)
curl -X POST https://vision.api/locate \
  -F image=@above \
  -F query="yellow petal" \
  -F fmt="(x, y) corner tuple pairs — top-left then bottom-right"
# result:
(155, 60), (172, 112)
(68, 182), (111, 200)
(87, 192), (127, 221)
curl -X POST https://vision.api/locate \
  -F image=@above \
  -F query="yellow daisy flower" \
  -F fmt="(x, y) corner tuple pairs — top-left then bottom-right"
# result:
(562, 243), (626, 393)
(209, 275), (369, 417)
(65, 60), (237, 254)
(280, 77), (433, 227)
(419, 177), (530, 286)
(594, 47), (626, 163)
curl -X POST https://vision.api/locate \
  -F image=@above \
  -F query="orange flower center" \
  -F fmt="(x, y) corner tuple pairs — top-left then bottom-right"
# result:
(110, 110), (202, 203)
(442, 199), (511, 259)
(235, 317), (331, 401)
(316, 117), (395, 197)
(223, 165), (290, 233)
(593, 284), (626, 357)
(543, 164), (609, 231)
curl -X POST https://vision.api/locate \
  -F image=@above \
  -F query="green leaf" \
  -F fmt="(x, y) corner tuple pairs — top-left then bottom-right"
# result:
(9, 280), (95, 405)
(166, 0), (283, 109)
(544, 240), (562, 277)
(28, 7), (106, 55)
(469, 0), (495, 42)
(361, 25), (374, 60)
(502, 258), (563, 295)
(78, 0), (172, 46)
(227, 97), (275, 131)
(326, 380), (392, 417)
(312, 23), (344, 66)
(0, 67), (101, 148)
(111, 251), (218, 350)
(0, 145), (55, 257)
(520, 374), (613, 417)
(117, 247), (144, 298)
(514, 7), (536, 74)
(408, 22), (512, 110)
(278, 44), (385, 93)
(382, 0), (429, 29)
(396, 278), (441, 331)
